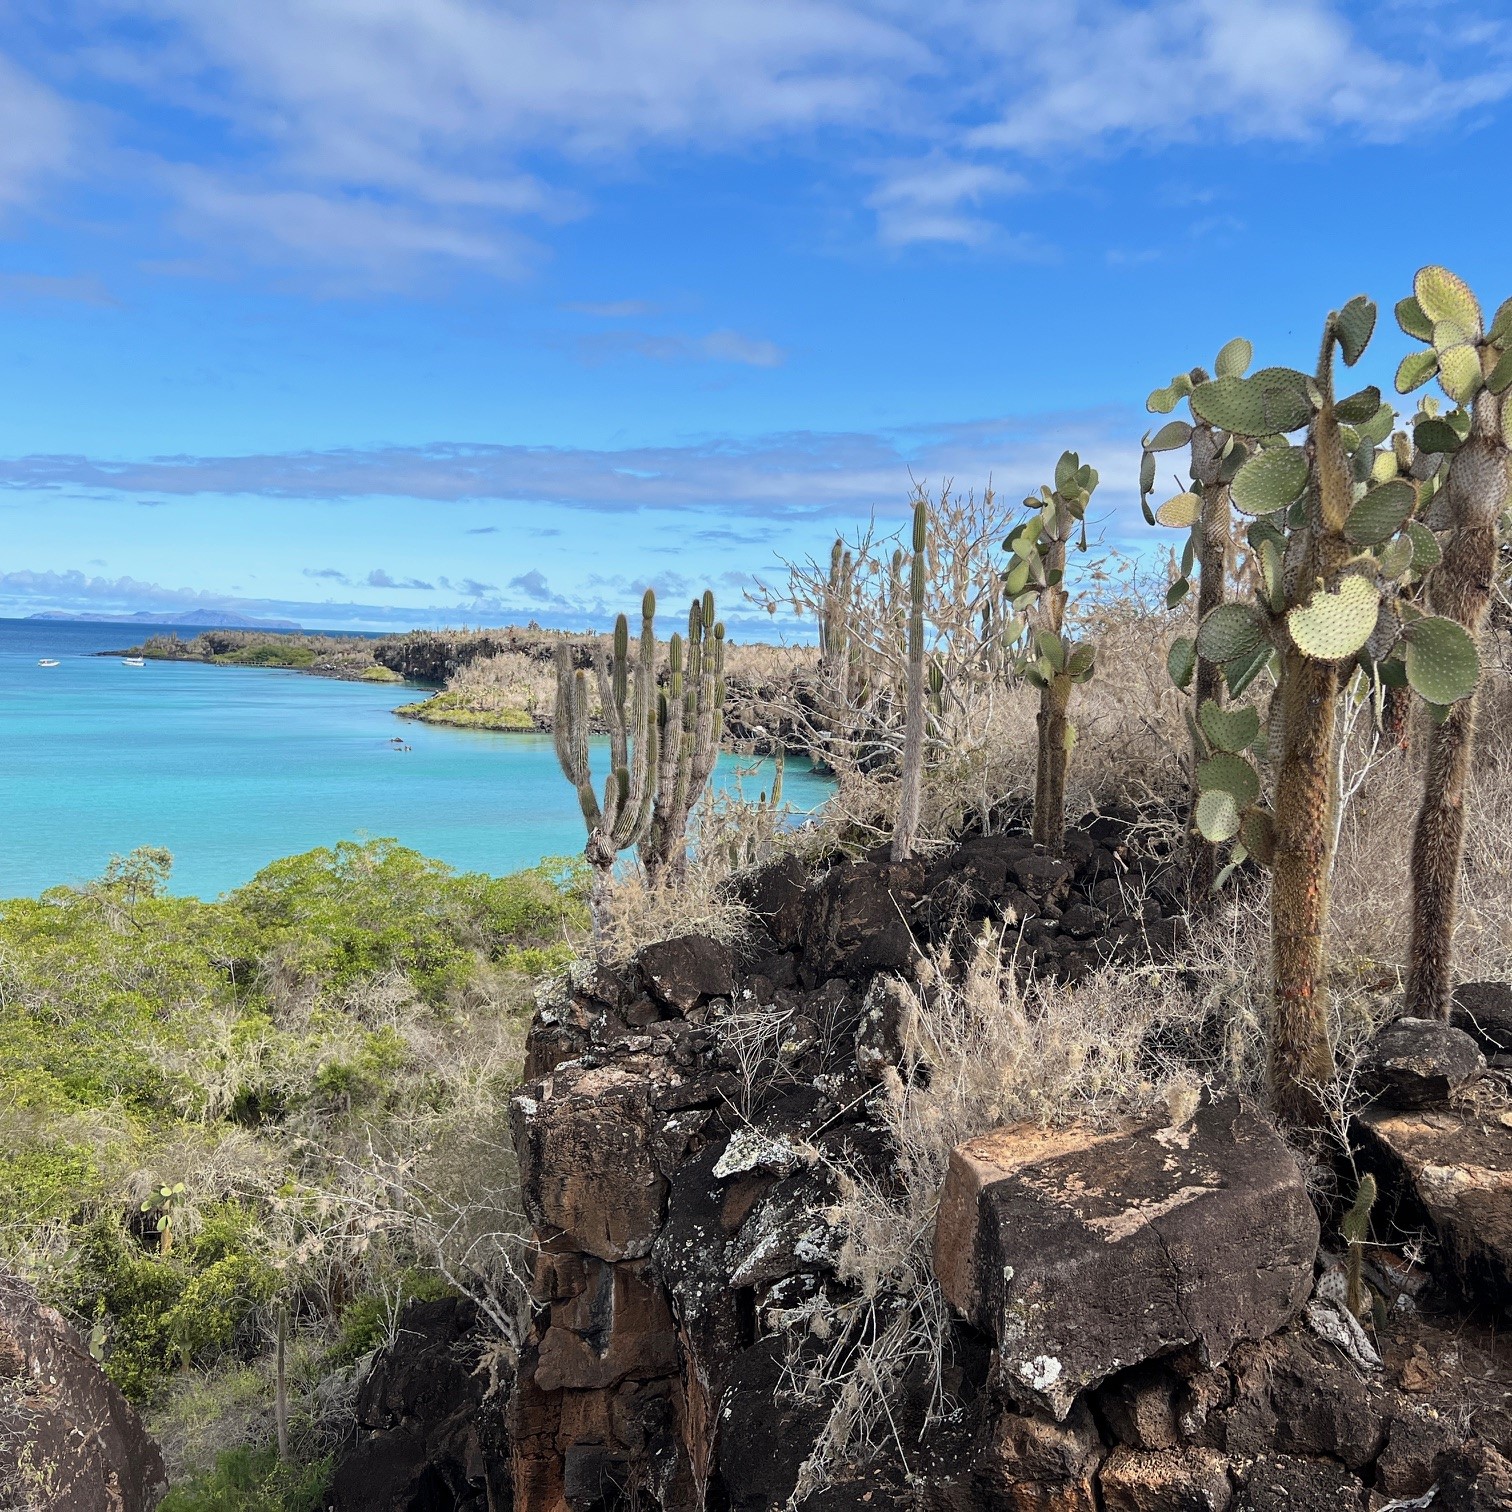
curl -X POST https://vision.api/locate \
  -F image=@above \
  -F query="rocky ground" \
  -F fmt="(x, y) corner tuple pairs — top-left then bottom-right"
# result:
(14, 813), (1512, 1510)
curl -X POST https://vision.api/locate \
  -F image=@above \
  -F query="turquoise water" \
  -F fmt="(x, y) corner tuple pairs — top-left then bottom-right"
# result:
(0, 620), (829, 899)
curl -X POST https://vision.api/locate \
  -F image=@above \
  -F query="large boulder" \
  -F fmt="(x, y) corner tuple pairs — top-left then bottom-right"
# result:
(933, 1094), (1317, 1419)
(638, 935), (735, 1012)
(1356, 1017), (1484, 1109)
(0, 1270), (167, 1512)
(799, 859), (921, 981)
(1356, 1106), (1512, 1305)
(1452, 981), (1512, 1056)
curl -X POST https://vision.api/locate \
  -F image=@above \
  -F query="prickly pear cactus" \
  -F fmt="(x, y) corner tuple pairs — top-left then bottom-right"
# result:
(1395, 266), (1512, 1019)
(1004, 451), (1099, 851)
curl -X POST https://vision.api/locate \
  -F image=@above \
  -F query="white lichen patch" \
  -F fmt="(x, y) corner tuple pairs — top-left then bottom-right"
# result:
(1016, 1354), (1063, 1392)
(712, 1127), (810, 1179)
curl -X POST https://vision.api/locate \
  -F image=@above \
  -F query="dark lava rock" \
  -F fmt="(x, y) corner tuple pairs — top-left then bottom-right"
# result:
(330, 1296), (510, 1512)
(933, 1093), (1317, 1419)
(638, 934), (736, 1011)
(1452, 980), (1512, 1056)
(0, 1270), (167, 1512)
(1357, 1017), (1484, 1109)
(799, 859), (921, 981)
(737, 853), (810, 952)
(1232, 1453), (1364, 1511)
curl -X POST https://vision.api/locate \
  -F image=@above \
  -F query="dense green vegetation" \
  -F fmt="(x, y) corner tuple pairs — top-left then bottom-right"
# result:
(396, 688), (535, 729)
(0, 840), (586, 1500)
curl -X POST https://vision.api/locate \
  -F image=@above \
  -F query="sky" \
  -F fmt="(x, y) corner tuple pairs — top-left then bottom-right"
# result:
(0, 1), (1509, 634)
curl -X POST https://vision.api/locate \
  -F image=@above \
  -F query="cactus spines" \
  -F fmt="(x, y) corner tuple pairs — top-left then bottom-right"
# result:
(1006, 452), (1100, 853)
(642, 592), (729, 884)
(553, 594), (659, 928)
(1401, 269), (1511, 1019)
(892, 498), (928, 862)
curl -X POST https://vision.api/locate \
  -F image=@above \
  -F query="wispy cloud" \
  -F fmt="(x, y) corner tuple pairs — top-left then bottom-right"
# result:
(0, 271), (117, 305)
(0, 53), (73, 211)
(867, 158), (1028, 248)
(366, 568), (435, 591)
(565, 298), (659, 318)
(0, 407), (1137, 520)
(578, 326), (786, 368)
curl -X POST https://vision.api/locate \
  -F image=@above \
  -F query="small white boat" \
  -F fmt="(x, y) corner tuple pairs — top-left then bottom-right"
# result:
(37, 658), (59, 667)
(122, 657), (146, 667)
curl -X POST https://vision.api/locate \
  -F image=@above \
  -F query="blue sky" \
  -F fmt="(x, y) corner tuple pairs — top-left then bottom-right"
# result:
(0, 0), (1509, 633)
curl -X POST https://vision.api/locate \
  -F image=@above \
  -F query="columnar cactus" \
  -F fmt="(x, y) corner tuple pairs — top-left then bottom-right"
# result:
(554, 592), (660, 922)
(1396, 268), (1512, 1020)
(1183, 299), (1481, 1121)
(641, 592), (729, 883)
(1141, 338), (1255, 898)
(1003, 452), (1100, 852)
(891, 499), (928, 862)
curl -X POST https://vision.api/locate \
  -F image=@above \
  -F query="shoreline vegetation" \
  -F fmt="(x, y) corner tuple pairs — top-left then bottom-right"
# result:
(115, 626), (815, 748)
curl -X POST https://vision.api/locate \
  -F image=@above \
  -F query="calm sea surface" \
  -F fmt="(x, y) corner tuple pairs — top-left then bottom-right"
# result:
(0, 620), (829, 899)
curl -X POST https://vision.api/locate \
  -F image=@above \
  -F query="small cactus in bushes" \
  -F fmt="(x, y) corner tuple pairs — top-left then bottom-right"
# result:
(892, 499), (929, 862)
(1184, 297), (1480, 1121)
(1395, 267), (1512, 1020)
(1003, 451), (1099, 852)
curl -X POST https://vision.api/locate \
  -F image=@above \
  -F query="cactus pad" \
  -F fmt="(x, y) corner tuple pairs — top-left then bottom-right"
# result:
(1215, 337), (1253, 379)
(1199, 698), (1261, 753)
(1374, 535), (1413, 582)
(1195, 788), (1241, 844)
(1231, 445), (1308, 514)
(1155, 491), (1202, 528)
(1335, 385), (1383, 423)
(1414, 416), (1462, 455)
(1286, 574), (1379, 661)
(1240, 808), (1276, 866)
(1167, 636), (1196, 691)
(1146, 384), (1181, 414)
(1415, 266), (1482, 337)
(1226, 642), (1274, 699)
(1489, 346), (1512, 396)
(1396, 295), (1434, 342)
(1196, 603), (1267, 664)
(1344, 478), (1415, 546)
(1407, 521), (1442, 573)
(1403, 615), (1481, 705)
(1198, 751), (1261, 808)
(1334, 295), (1377, 366)
(1140, 448), (1157, 498)
(1438, 343), (1483, 405)
(1146, 420), (1192, 452)
(1396, 349), (1439, 394)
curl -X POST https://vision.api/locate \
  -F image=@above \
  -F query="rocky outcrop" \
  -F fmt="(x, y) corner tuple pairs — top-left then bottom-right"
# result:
(1356, 1017), (1485, 1109)
(330, 1296), (512, 1512)
(0, 1270), (167, 1511)
(933, 1094), (1318, 1418)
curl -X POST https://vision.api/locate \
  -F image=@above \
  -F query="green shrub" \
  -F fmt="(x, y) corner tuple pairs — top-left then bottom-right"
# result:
(158, 1444), (332, 1512)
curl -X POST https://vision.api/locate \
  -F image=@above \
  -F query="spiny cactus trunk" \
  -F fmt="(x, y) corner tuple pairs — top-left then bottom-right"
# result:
(1189, 430), (1228, 901)
(891, 502), (927, 862)
(1032, 674), (1073, 851)
(1403, 390), (1499, 1016)
(1269, 650), (1341, 1123)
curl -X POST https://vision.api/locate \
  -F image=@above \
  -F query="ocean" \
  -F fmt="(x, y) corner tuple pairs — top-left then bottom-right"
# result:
(0, 619), (829, 899)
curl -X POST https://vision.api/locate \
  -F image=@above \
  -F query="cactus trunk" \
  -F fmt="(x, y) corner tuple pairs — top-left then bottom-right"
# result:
(1032, 673), (1073, 851)
(1268, 649), (1341, 1122)
(1408, 389), (1506, 1017)
(1189, 430), (1228, 900)
(891, 501), (927, 862)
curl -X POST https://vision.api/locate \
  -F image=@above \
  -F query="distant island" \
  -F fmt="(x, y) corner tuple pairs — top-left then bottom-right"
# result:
(26, 609), (303, 629)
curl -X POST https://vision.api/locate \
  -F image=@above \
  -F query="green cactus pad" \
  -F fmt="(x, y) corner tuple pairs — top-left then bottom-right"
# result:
(1414, 417), (1462, 455)
(1240, 808), (1277, 866)
(1491, 297), (1512, 345)
(1248, 368), (1316, 432)
(1358, 403), (1396, 448)
(1199, 698), (1261, 753)
(1335, 386), (1383, 424)
(1438, 343), (1483, 405)
(1139, 449), (1157, 497)
(1155, 491), (1202, 528)
(1198, 751), (1261, 808)
(1258, 537), (1285, 613)
(1396, 295), (1434, 342)
(1196, 603), (1267, 663)
(1414, 266), (1482, 337)
(1226, 643), (1273, 700)
(1189, 376), (1267, 436)
(1146, 420), (1192, 452)
(1374, 534), (1414, 581)
(1036, 628), (1066, 672)
(1487, 346), (1512, 397)
(1287, 575), (1379, 661)
(1403, 615), (1481, 705)
(1334, 296), (1377, 366)
(1396, 349), (1439, 395)
(1195, 788), (1241, 844)
(1231, 445), (1308, 515)
(1167, 636), (1196, 691)
(1146, 384), (1181, 414)
(1344, 478), (1415, 547)
(1370, 451), (1399, 484)
(1215, 337), (1253, 379)
(1066, 644), (1095, 681)
(1407, 521), (1442, 573)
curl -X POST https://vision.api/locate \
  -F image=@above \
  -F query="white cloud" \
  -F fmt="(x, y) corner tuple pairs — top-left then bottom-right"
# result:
(867, 157), (1029, 247)
(0, 53), (74, 209)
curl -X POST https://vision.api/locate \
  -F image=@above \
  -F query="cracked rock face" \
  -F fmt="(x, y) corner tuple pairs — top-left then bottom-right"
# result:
(933, 1093), (1318, 1419)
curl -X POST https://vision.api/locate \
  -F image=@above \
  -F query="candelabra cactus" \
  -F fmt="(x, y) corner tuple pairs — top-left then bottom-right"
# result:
(642, 591), (729, 884)
(1142, 337), (1255, 898)
(1182, 297), (1481, 1121)
(1003, 451), (1100, 852)
(553, 591), (659, 926)
(891, 499), (928, 862)
(1395, 267), (1512, 1020)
